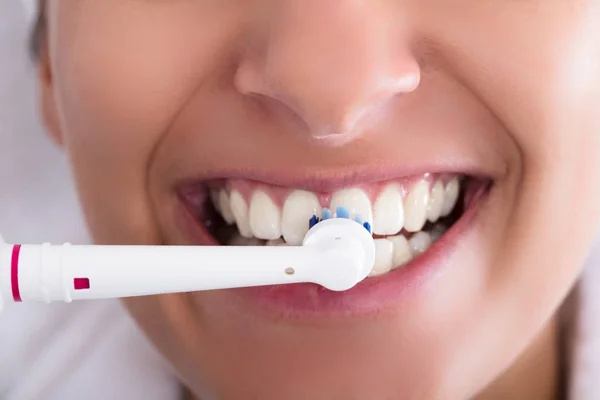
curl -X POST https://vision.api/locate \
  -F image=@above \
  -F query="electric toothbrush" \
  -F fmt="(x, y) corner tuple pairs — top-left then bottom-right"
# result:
(0, 218), (375, 311)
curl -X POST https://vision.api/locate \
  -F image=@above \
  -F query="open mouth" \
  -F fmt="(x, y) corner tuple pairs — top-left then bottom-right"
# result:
(179, 173), (489, 279)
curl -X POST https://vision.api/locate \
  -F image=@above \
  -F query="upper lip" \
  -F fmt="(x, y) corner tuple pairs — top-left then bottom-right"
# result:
(174, 158), (503, 193)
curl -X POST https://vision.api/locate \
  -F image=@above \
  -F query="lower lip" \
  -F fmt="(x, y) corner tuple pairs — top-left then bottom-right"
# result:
(176, 185), (488, 319)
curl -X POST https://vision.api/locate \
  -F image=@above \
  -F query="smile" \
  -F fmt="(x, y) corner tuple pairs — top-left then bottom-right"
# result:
(176, 170), (491, 316)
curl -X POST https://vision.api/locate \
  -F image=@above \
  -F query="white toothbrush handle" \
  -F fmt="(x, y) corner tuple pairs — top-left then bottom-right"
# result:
(0, 219), (375, 306)
(10, 243), (358, 303)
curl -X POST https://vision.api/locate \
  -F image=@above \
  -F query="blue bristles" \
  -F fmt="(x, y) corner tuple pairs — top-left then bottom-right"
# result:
(335, 206), (350, 219)
(307, 207), (372, 234)
(363, 222), (372, 234)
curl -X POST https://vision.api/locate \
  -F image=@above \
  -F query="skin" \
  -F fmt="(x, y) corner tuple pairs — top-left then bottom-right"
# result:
(37, 0), (600, 398)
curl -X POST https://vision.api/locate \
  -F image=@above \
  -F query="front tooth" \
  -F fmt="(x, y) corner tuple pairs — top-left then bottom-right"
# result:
(427, 181), (445, 223)
(229, 190), (253, 238)
(370, 239), (394, 276)
(404, 180), (430, 232)
(373, 184), (404, 235)
(388, 235), (413, 267)
(218, 190), (236, 224)
(249, 190), (282, 240)
(440, 177), (460, 217)
(330, 188), (373, 228)
(408, 231), (432, 255)
(281, 190), (322, 246)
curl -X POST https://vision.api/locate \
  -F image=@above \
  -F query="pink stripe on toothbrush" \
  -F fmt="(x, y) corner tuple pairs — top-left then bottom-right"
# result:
(11, 245), (22, 302)
(74, 278), (90, 290)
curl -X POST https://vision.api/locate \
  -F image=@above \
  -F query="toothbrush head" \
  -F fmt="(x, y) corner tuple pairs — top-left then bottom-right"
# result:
(303, 213), (375, 291)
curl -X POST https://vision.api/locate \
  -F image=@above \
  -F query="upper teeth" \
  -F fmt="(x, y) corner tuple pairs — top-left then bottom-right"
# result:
(427, 180), (445, 223)
(440, 177), (460, 217)
(209, 177), (461, 275)
(229, 190), (253, 238)
(372, 183), (404, 235)
(249, 190), (282, 240)
(281, 190), (322, 245)
(218, 190), (236, 224)
(403, 180), (430, 232)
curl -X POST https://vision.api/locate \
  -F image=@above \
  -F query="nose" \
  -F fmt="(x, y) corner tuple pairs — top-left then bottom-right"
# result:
(235, 0), (420, 144)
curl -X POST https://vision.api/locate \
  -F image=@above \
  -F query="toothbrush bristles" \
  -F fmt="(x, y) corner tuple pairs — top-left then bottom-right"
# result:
(363, 222), (372, 234)
(308, 215), (320, 230)
(307, 207), (372, 234)
(336, 206), (350, 219)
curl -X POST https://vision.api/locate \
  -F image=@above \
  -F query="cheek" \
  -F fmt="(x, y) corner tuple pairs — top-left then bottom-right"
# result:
(414, 7), (600, 311)
(445, 5), (600, 257)
(483, 17), (600, 363)
(416, 4), (600, 375)
(48, 2), (241, 242)
(428, 3), (600, 159)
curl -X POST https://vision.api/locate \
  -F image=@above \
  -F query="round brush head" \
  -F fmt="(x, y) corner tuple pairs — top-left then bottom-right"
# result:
(302, 217), (375, 291)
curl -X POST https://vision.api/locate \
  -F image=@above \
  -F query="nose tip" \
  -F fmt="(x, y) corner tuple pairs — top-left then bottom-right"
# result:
(234, 2), (421, 144)
(304, 66), (421, 138)
(235, 57), (421, 142)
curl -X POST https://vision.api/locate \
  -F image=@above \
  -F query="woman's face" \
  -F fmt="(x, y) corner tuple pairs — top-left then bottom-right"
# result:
(41, 0), (600, 398)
